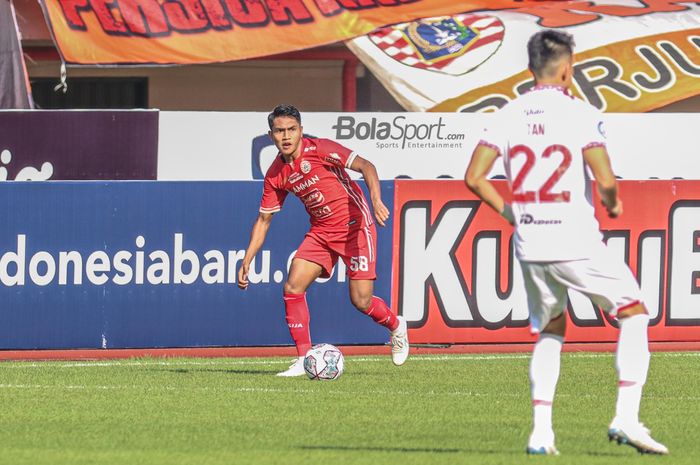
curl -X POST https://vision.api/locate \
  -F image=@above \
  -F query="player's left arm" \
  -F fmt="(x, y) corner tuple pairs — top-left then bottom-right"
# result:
(583, 145), (622, 218)
(350, 155), (389, 227)
(465, 144), (513, 225)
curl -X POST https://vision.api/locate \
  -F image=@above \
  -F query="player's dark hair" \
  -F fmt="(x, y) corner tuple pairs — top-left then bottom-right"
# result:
(268, 104), (301, 129)
(527, 30), (575, 80)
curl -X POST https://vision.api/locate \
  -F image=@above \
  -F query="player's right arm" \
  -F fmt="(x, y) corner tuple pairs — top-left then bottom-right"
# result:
(583, 145), (622, 218)
(238, 212), (274, 290)
(465, 143), (514, 225)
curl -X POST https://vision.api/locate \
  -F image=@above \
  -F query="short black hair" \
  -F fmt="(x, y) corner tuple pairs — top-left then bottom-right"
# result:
(268, 104), (301, 129)
(527, 30), (575, 79)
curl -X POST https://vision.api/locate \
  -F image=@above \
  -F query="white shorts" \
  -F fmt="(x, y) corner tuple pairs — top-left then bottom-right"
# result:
(520, 251), (643, 334)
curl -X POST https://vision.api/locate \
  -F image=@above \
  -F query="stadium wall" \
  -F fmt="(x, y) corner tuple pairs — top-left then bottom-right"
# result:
(393, 180), (700, 345)
(0, 110), (158, 181)
(156, 111), (700, 181)
(2, 110), (699, 181)
(0, 181), (393, 349)
(2, 111), (700, 350)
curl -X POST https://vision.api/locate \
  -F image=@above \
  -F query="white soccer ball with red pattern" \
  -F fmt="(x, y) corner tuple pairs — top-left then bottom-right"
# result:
(304, 344), (344, 380)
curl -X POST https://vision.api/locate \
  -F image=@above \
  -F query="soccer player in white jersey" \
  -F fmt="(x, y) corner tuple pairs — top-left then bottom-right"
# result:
(464, 30), (668, 456)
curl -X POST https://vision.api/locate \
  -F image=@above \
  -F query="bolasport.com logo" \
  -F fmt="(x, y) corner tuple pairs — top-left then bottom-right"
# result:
(332, 116), (465, 150)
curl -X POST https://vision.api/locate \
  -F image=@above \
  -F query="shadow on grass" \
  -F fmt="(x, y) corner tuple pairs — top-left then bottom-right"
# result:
(151, 367), (280, 375)
(301, 445), (623, 457)
(582, 450), (628, 457)
(298, 445), (514, 455)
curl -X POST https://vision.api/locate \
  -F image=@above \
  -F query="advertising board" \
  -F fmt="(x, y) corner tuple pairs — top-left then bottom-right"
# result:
(0, 181), (393, 349)
(0, 110), (158, 181)
(393, 180), (700, 344)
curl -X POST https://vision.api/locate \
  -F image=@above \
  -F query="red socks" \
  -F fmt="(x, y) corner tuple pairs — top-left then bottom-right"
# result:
(362, 296), (399, 332)
(284, 294), (398, 356)
(283, 293), (311, 356)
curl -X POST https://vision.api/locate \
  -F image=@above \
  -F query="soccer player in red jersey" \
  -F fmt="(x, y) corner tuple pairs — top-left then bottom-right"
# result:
(237, 104), (409, 376)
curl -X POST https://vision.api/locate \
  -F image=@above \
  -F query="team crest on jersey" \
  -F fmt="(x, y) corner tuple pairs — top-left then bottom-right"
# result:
(300, 160), (311, 174)
(368, 13), (504, 76)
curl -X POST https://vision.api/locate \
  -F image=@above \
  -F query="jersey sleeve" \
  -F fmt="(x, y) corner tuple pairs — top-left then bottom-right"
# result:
(315, 138), (358, 169)
(581, 105), (607, 151)
(259, 176), (287, 214)
(477, 113), (505, 156)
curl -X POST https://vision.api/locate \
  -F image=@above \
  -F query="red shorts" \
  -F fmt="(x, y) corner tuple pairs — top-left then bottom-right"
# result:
(294, 224), (377, 280)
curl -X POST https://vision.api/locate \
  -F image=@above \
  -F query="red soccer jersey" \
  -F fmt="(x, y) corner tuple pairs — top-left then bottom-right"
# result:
(260, 137), (373, 230)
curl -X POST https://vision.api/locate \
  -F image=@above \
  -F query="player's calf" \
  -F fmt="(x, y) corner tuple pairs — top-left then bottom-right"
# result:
(283, 292), (312, 356)
(357, 296), (399, 331)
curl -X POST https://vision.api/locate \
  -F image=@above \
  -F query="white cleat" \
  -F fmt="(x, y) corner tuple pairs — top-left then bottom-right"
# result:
(276, 357), (306, 377)
(526, 430), (559, 456)
(608, 420), (669, 455)
(526, 445), (560, 456)
(390, 315), (409, 366)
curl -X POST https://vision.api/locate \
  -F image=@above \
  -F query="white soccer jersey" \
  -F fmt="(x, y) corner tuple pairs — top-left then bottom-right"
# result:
(481, 85), (607, 261)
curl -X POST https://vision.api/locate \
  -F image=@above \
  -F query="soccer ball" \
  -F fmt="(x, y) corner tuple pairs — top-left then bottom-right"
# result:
(304, 343), (344, 380)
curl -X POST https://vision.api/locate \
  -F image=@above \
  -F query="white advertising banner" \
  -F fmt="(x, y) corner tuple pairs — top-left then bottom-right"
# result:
(158, 112), (700, 181)
(346, 1), (700, 112)
(158, 112), (473, 181)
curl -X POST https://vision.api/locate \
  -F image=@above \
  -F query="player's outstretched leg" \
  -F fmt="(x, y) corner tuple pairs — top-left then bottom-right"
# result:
(278, 292), (312, 377)
(526, 333), (563, 456)
(360, 295), (409, 365)
(349, 280), (410, 366)
(349, 279), (410, 365)
(608, 312), (668, 454)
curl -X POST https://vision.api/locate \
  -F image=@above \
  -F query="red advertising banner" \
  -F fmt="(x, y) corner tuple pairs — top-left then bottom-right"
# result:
(393, 180), (700, 344)
(38, 0), (532, 65)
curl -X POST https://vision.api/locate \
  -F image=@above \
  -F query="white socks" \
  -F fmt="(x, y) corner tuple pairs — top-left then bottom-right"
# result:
(615, 314), (650, 425)
(530, 333), (564, 435)
(528, 313), (650, 440)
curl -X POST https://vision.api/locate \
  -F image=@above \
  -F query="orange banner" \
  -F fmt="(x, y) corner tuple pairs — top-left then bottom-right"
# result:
(39, 0), (536, 65)
(348, 1), (700, 112)
(431, 28), (700, 112)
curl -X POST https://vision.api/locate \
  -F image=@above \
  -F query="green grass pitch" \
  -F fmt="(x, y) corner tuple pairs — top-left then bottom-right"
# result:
(0, 351), (697, 464)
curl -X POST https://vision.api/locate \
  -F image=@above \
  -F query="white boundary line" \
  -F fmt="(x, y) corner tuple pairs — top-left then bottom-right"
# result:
(0, 353), (697, 399)
(0, 351), (698, 369)
(0, 382), (698, 401)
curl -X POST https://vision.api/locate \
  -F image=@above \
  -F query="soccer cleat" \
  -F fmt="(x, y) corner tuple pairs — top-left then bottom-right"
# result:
(527, 430), (559, 456)
(276, 357), (306, 377)
(526, 445), (560, 456)
(390, 315), (409, 366)
(608, 421), (669, 455)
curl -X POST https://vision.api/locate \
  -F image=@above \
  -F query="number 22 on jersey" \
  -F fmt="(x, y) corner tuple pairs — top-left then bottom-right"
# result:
(508, 144), (572, 203)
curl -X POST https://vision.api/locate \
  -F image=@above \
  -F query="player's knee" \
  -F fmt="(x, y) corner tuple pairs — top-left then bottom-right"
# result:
(617, 302), (648, 319)
(283, 281), (305, 295)
(542, 312), (566, 336)
(350, 293), (372, 312)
